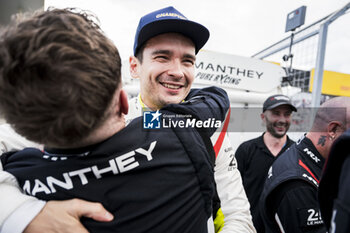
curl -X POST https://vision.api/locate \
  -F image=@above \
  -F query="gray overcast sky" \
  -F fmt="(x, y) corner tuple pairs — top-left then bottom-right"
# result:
(45, 0), (350, 74)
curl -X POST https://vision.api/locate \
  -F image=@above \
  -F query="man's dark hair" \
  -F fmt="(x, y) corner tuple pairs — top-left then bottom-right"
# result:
(0, 8), (121, 147)
(135, 42), (146, 63)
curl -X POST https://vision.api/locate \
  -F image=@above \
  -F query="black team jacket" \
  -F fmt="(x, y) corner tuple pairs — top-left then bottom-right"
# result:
(2, 87), (229, 233)
(260, 135), (327, 233)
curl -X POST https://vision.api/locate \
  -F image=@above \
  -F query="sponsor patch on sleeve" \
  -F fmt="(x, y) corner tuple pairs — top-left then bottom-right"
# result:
(298, 208), (324, 228)
(228, 152), (237, 171)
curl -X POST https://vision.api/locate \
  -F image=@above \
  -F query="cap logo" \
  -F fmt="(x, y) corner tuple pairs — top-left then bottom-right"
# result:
(156, 12), (186, 20)
(274, 96), (290, 101)
(134, 6), (209, 55)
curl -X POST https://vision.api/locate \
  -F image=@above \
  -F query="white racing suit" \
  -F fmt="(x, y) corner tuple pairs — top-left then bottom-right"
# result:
(126, 95), (255, 233)
(0, 124), (45, 233)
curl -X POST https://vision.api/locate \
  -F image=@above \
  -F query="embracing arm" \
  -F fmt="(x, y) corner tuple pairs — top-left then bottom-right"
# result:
(162, 87), (255, 232)
(0, 123), (45, 233)
(0, 169), (113, 233)
(164, 86), (230, 126)
(183, 87), (255, 232)
(23, 199), (114, 233)
(0, 167), (45, 233)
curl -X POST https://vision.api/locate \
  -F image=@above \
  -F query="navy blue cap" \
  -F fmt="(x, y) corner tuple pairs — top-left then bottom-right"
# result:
(133, 6), (210, 56)
(263, 94), (297, 112)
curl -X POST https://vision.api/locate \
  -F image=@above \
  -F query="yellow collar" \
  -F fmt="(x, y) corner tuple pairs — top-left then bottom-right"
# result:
(138, 94), (185, 111)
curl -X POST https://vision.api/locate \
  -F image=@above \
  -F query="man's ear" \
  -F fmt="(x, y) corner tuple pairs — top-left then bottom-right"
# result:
(119, 89), (129, 115)
(260, 112), (265, 121)
(327, 121), (343, 139)
(129, 56), (140, 79)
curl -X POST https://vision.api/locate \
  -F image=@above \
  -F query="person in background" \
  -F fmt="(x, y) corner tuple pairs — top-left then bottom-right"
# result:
(260, 97), (350, 232)
(318, 128), (350, 233)
(235, 94), (297, 232)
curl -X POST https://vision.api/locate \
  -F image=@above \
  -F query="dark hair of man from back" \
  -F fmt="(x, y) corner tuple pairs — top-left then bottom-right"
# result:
(0, 8), (121, 147)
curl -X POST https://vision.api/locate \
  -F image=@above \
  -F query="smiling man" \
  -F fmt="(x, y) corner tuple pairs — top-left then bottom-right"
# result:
(131, 32), (195, 110)
(235, 94), (297, 232)
(126, 6), (255, 233)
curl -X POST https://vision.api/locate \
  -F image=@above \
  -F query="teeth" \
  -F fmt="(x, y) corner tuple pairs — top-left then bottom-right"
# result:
(163, 83), (181, 89)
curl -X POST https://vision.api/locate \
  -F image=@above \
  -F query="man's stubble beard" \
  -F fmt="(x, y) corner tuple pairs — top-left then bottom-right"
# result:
(265, 117), (290, 139)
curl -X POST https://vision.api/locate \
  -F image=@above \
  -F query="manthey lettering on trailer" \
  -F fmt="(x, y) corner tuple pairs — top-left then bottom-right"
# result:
(194, 50), (284, 93)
